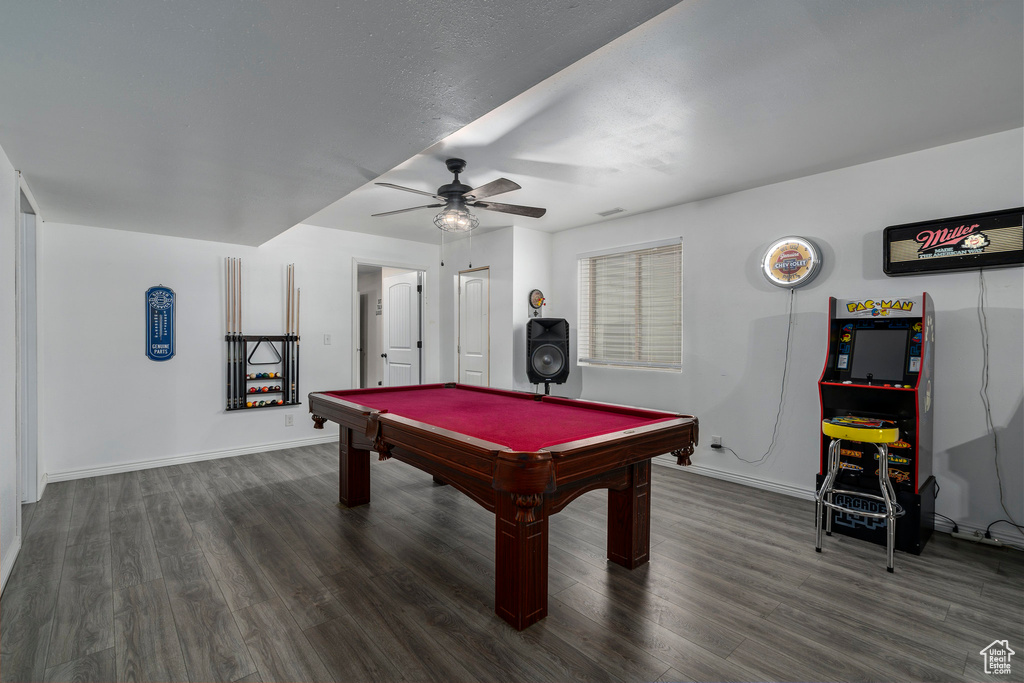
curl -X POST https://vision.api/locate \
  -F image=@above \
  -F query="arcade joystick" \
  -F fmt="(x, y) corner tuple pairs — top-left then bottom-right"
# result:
(866, 373), (874, 385)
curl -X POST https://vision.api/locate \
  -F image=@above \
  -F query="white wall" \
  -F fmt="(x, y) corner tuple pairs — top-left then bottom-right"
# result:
(440, 227), (516, 389)
(36, 222), (439, 479)
(548, 129), (1023, 537)
(438, 225), (555, 392)
(0, 144), (20, 590)
(511, 226), (553, 392)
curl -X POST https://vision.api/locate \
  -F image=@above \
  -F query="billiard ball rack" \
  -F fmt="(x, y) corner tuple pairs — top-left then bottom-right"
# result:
(225, 258), (301, 411)
(229, 335), (300, 409)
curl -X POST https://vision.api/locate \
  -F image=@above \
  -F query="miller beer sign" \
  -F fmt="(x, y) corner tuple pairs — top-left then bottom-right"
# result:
(883, 207), (1023, 276)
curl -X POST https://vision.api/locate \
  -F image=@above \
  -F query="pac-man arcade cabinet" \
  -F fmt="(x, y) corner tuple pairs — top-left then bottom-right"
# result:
(817, 294), (935, 554)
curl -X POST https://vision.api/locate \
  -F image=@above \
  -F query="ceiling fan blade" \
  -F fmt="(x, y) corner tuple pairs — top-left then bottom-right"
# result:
(371, 204), (444, 217)
(464, 178), (521, 201)
(471, 201), (547, 218)
(375, 182), (443, 200)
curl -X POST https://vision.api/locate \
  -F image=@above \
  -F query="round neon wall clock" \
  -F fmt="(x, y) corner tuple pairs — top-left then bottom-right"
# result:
(761, 236), (822, 288)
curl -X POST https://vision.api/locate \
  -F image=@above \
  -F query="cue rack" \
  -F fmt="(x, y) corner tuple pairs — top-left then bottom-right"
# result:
(225, 258), (301, 411)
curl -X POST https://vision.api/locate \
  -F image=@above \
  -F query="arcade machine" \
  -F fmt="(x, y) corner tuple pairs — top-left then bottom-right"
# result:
(817, 294), (935, 554)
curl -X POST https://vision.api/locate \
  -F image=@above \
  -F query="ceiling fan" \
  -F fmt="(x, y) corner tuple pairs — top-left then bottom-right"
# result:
(372, 158), (546, 231)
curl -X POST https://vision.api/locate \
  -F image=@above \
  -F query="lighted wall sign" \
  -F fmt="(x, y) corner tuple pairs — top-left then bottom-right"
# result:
(883, 207), (1023, 276)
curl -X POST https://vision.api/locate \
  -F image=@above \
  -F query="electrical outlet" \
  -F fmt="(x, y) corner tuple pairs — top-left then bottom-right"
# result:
(285, 414), (294, 427)
(324, 333), (332, 345)
(711, 435), (723, 448)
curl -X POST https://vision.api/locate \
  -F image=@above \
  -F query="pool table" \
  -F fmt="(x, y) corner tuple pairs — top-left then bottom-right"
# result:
(309, 383), (698, 630)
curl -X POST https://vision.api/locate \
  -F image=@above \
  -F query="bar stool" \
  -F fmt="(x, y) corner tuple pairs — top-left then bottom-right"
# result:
(816, 415), (904, 572)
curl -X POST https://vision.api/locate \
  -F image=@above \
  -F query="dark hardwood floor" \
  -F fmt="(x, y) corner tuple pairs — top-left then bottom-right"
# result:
(2, 443), (1022, 682)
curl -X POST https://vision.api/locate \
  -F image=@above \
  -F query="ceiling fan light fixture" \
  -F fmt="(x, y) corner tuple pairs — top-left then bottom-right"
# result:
(434, 206), (479, 232)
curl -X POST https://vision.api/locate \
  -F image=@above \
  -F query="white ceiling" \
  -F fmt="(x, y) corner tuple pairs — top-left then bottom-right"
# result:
(3, 2), (1022, 247)
(0, 0), (678, 245)
(308, 0), (1024, 243)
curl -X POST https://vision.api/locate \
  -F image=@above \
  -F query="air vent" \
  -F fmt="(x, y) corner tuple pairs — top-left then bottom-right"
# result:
(597, 207), (625, 217)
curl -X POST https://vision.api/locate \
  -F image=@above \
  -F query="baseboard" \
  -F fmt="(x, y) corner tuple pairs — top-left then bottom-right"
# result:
(1, 536), (23, 597)
(46, 434), (338, 483)
(653, 455), (816, 501)
(653, 456), (1024, 552)
(36, 472), (47, 503)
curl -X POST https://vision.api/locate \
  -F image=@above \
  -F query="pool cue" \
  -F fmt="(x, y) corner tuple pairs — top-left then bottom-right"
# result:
(232, 259), (237, 409)
(289, 265), (295, 404)
(226, 257), (232, 409)
(285, 264), (292, 404)
(232, 257), (238, 409)
(233, 258), (239, 409)
(231, 257), (238, 409)
(238, 258), (245, 408)
(295, 287), (300, 404)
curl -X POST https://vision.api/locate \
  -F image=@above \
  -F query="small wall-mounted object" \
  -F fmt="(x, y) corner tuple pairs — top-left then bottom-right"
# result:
(883, 207), (1023, 276)
(146, 285), (175, 361)
(761, 236), (822, 288)
(529, 288), (545, 317)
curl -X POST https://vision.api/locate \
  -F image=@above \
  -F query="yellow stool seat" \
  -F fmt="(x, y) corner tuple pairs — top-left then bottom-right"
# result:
(817, 415), (902, 572)
(822, 416), (898, 444)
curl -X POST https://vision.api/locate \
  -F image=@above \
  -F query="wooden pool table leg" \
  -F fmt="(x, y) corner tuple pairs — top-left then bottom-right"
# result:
(339, 427), (371, 507)
(607, 460), (651, 569)
(494, 492), (548, 630)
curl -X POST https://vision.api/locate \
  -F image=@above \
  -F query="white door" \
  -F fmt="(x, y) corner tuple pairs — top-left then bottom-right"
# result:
(18, 210), (38, 504)
(458, 268), (489, 386)
(381, 269), (421, 386)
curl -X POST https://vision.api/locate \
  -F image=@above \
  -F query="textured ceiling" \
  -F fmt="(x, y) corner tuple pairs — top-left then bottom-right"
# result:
(307, 0), (1024, 243)
(0, 0), (679, 245)
(2, 2), (1021, 247)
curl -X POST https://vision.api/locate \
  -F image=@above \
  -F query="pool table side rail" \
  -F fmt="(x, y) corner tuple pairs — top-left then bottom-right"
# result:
(544, 416), (698, 480)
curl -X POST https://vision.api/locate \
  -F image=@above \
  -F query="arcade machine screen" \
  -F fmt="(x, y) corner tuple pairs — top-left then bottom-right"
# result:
(849, 328), (908, 383)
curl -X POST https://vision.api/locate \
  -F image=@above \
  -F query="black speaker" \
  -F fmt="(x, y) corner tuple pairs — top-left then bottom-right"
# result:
(526, 318), (570, 385)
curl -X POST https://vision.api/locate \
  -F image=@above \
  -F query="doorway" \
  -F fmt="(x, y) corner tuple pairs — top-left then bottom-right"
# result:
(458, 267), (489, 386)
(355, 264), (424, 388)
(15, 186), (39, 579)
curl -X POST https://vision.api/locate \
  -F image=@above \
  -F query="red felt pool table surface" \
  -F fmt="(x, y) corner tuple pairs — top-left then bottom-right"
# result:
(322, 384), (677, 452)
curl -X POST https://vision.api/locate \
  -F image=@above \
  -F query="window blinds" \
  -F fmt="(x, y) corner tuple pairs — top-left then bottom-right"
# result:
(578, 240), (682, 370)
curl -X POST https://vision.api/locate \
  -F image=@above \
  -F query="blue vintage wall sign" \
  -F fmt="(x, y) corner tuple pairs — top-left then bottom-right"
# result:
(146, 285), (176, 361)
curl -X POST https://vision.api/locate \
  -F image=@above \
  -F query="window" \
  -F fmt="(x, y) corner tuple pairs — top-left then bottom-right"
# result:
(578, 239), (682, 371)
